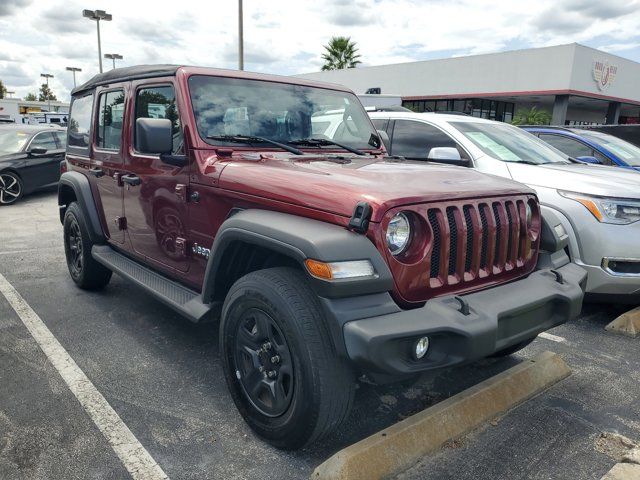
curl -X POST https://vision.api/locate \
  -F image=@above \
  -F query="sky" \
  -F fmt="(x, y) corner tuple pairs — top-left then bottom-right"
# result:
(1, 0), (640, 101)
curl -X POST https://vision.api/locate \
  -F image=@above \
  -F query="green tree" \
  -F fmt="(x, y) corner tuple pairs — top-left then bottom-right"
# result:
(24, 92), (38, 101)
(0, 79), (6, 99)
(321, 36), (361, 71)
(38, 83), (57, 102)
(511, 106), (552, 126)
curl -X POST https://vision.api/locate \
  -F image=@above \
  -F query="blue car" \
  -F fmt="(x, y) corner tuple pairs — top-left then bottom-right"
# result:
(523, 126), (640, 172)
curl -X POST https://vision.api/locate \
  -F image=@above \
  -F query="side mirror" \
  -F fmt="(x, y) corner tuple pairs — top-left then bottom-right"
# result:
(428, 147), (468, 166)
(376, 129), (390, 150)
(29, 147), (48, 155)
(135, 117), (172, 154)
(575, 155), (601, 165)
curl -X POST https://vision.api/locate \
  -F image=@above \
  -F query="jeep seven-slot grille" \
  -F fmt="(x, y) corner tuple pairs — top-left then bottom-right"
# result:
(426, 199), (531, 284)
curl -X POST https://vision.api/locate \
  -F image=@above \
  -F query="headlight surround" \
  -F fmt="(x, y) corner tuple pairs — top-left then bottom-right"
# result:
(386, 212), (411, 255)
(559, 191), (640, 225)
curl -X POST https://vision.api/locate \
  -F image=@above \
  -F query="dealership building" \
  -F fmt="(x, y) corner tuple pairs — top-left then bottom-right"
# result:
(298, 43), (640, 125)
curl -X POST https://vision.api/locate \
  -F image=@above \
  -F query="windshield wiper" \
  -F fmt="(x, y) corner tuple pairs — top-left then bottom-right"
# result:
(206, 135), (303, 155)
(287, 138), (366, 156)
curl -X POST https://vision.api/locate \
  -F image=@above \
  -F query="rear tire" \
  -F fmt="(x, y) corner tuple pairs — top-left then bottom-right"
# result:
(490, 335), (537, 357)
(220, 267), (355, 450)
(63, 202), (112, 290)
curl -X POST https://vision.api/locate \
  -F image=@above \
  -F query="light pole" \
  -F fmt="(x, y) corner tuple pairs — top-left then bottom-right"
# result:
(65, 67), (82, 87)
(238, 0), (244, 70)
(82, 9), (112, 73)
(5, 91), (15, 98)
(104, 53), (123, 70)
(40, 73), (54, 112)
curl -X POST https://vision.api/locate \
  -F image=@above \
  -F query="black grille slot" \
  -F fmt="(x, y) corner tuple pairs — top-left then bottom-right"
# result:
(492, 203), (502, 265)
(505, 202), (514, 261)
(428, 209), (440, 278)
(479, 205), (488, 269)
(463, 206), (474, 272)
(446, 207), (458, 276)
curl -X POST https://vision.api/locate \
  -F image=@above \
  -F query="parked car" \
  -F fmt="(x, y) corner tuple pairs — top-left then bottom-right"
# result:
(59, 65), (585, 449)
(524, 126), (640, 171)
(0, 124), (66, 205)
(370, 111), (640, 303)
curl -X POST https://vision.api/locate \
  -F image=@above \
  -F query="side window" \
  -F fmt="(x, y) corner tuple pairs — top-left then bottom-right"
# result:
(97, 90), (125, 150)
(371, 118), (389, 132)
(135, 85), (182, 154)
(391, 120), (458, 159)
(68, 94), (93, 149)
(54, 131), (67, 148)
(538, 134), (592, 158)
(593, 150), (613, 165)
(30, 132), (58, 151)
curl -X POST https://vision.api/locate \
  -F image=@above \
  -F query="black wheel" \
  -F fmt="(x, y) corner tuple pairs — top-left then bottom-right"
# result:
(0, 171), (23, 206)
(220, 267), (355, 450)
(63, 202), (112, 290)
(490, 335), (537, 358)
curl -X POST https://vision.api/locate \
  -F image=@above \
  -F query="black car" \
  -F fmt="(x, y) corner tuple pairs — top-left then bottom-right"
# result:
(0, 125), (66, 205)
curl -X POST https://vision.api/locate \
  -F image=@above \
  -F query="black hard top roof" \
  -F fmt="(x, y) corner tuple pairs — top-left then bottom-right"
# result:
(71, 64), (180, 96)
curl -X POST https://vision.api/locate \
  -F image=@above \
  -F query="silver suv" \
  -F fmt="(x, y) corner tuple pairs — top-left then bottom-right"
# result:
(370, 112), (640, 303)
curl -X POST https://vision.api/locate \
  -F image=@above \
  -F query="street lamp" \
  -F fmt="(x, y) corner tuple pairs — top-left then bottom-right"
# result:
(238, 0), (244, 70)
(104, 53), (123, 70)
(65, 67), (82, 87)
(40, 73), (54, 112)
(82, 9), (112, 73)
(5, 91), (15, 98)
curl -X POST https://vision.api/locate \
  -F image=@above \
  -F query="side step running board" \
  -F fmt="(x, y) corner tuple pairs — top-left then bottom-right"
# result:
(92, 245), (212, 322)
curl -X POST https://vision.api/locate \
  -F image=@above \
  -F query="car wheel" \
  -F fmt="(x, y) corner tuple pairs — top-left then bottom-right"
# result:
(490, 335), (537, 357)
(220, 267), (355, 450)
(0, 171), (23, 206)
(63, 202), (112, 290)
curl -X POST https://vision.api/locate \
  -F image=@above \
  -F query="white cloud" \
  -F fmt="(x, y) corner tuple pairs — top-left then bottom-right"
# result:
(0, 0), (639, 101)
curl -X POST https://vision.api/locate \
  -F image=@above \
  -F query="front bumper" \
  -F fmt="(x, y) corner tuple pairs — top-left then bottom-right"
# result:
(343, 263), (586, 375)
(577, 260), (640, 303)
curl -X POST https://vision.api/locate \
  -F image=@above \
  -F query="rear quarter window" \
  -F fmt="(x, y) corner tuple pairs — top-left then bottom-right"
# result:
(68, 93), (94, 153)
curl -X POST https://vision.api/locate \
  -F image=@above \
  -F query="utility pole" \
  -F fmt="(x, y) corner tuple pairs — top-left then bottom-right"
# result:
(40, 73), (54, 112)
(238, 0), (244, 70)
(82, 9), (112, 73)
(66, 67), (82, 87)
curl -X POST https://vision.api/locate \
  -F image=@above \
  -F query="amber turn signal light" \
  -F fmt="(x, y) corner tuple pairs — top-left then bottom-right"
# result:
(305, 259), (333, 279)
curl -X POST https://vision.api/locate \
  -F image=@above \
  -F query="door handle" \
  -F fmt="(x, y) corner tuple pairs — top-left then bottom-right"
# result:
(121, 174), (141, 186)
(89, 167), (104, 178)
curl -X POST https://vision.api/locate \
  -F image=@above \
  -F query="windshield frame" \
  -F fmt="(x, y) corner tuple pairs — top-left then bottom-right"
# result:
(577, 130), (640, 166)
(449, 120), (572, 165)
(0, 129), (32, 155)
(186, 74), (380, 153)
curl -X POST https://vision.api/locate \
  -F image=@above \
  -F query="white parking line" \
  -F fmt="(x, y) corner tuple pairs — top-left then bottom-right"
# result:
(539, 332), (568, 344)
(0, 272), (169, 480)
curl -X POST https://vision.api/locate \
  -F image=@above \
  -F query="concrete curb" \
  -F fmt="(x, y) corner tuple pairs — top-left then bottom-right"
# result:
(312, 351), (571, 480)
(601, 446), (640, 480)
(605, 307), (640, 338)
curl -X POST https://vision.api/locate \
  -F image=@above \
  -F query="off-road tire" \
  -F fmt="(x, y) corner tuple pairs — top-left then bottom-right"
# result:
(63, 202), (112, 290)
(490, 335), (537, 357)
(220, 267), (355, 450)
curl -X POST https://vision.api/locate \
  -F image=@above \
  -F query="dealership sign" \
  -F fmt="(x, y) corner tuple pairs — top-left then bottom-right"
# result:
(593, 60), (618, 91)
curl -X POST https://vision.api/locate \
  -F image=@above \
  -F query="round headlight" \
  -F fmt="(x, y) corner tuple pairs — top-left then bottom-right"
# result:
(386, 212), (411, 256)
(525, 203), (533, 229)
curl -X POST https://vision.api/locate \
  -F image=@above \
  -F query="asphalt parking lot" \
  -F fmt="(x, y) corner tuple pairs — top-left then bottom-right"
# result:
(1, 190), (639, 480)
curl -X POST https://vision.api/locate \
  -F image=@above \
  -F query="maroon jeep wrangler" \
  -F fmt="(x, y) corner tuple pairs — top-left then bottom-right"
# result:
(58, 65), (585, 449)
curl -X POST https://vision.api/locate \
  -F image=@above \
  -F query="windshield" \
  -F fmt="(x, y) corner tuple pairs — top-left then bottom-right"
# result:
(188, 75), (378, 150)
(578, 131), (640, 166)
(0, 130), (30, 154)
(450, 121), (570, 165)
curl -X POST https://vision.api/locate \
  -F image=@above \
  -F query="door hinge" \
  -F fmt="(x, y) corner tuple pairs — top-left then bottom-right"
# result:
(175, 237), (187, 257)
(115, 216), (127, 230)
(175, 183), (187, 202)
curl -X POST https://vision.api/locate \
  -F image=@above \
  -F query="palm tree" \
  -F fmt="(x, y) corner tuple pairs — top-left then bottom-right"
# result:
(321, 37), (361, 71)
(511, 106), (552, 126)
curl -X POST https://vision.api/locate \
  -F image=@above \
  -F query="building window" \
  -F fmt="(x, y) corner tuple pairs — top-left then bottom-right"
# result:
(402, 98), (515, 122)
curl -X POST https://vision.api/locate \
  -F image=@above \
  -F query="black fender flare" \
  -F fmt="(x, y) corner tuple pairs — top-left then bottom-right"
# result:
(58, 171), (106, 244)
(201, 209), (394, 303)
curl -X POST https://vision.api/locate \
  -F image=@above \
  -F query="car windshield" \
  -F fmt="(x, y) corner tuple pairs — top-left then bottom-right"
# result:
(578, 131), (640, 166)
(188, 75), (378, 151)
(450, 121), (571, 165)
(0, 129), (30, 154)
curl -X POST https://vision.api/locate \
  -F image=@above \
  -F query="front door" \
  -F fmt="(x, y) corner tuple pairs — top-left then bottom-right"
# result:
(122, 82), (189, 273)
(24, 131), (64, 187)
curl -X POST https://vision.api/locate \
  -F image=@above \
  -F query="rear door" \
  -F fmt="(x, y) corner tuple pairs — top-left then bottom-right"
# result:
(24, 130), (63, 187)
(122, 81), (189, 273)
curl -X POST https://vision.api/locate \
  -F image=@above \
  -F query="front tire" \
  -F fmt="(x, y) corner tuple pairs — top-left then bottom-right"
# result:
(0, 171), (23, 206)
(220, 267), (355, 450)
(63, 202), (112, 290)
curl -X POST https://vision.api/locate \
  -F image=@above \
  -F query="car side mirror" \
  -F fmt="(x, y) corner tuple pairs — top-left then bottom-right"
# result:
(376, 129), (390, 150)
(428, 147), (468, 166)
(29, 147), (48, 155)
(575, 155), (601, 164)
(136, 117), (173, 155)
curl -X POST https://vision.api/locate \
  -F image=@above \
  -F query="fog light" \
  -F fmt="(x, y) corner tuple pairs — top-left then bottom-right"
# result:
(414, 336), (430, 359)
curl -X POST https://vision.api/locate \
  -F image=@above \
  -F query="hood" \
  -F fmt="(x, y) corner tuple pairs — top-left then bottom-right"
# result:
(218, 154), (535, 221)
(506, 162), (640, 199)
